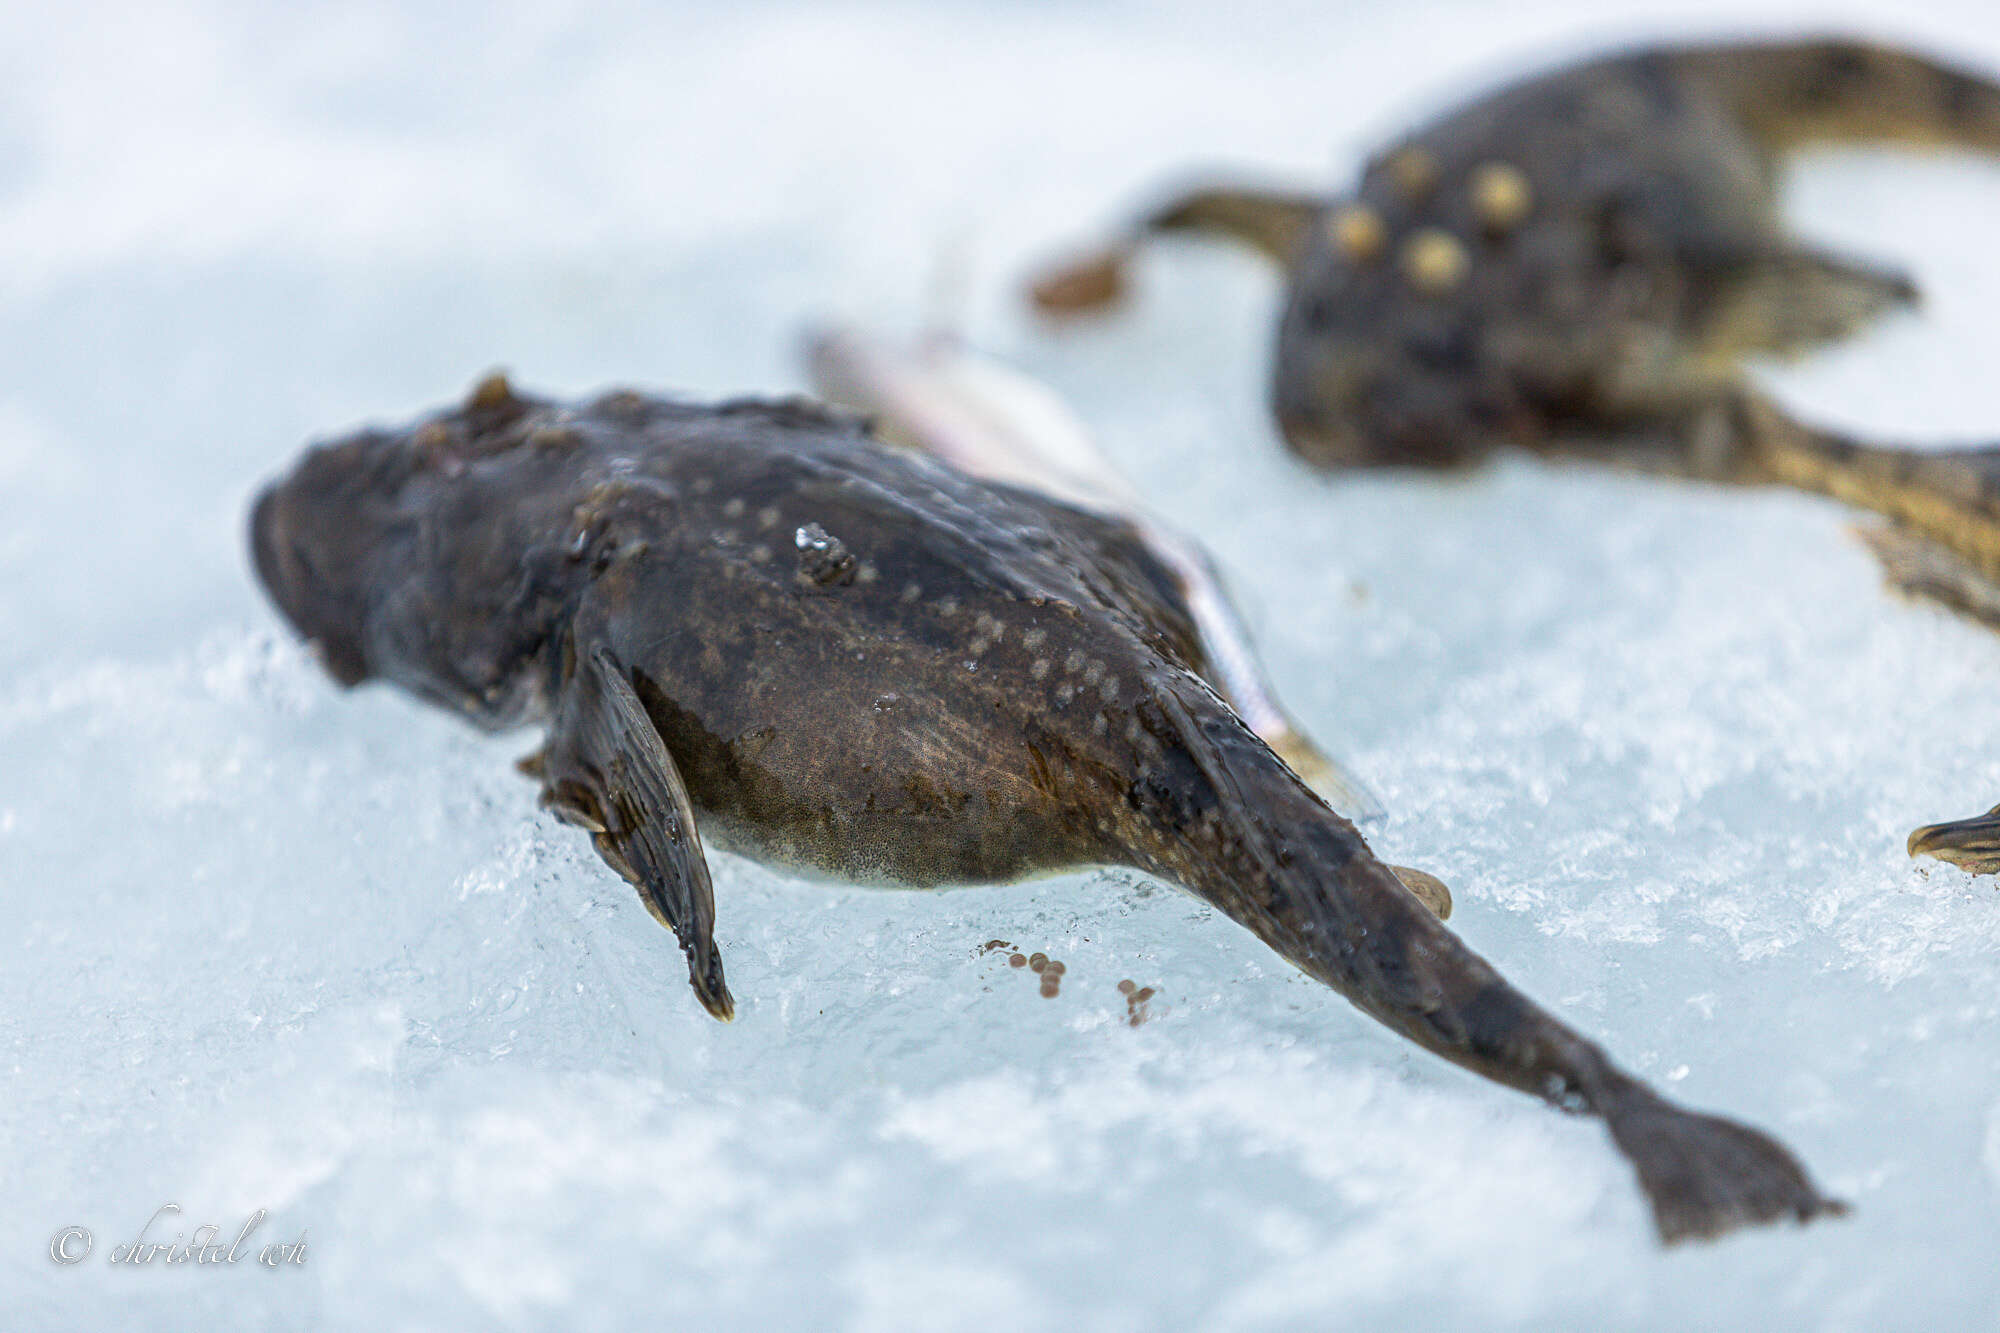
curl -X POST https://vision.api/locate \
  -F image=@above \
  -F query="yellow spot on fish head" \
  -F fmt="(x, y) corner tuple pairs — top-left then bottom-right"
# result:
(1469, 161), (1532, 233)
(1401, 228), (1469, 295)
(1326, 204), (1385, 263)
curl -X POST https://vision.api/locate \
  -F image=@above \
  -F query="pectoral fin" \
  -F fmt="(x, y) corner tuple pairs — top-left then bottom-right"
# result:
(541, 644), (734, 1020)
(1703, 246), (1918, 359)
(1855, 522), (2000, 632)
(1028, 184), (1324, 316)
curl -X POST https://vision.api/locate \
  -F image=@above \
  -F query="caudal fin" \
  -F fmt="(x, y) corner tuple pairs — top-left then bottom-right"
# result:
(1677, 39), (2000, 154)
(1602, 1081), (1848, 1244)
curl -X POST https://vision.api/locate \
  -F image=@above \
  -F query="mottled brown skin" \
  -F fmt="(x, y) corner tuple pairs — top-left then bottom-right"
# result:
(1031, 37), (2000, 872)
(252, 374), (1841, 1242)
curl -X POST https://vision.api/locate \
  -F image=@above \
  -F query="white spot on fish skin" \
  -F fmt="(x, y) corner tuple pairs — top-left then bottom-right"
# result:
(723, 498), (745, 518)
(1083, 661), (1104, 686)
(1055, 684), (1075, 705)
(968, 638), (991, 656)
(749, 545), (772, 563)
(857, 563), (878, 584)
(1031, 659), (1051, 681)
(1125, 720), (1141, 744)
(714, 528), (739, 545)
(936, 597), (959, 618)
(1022, 628), (1047, 650)
(1064, 650), (1085, 675)
(901, 582), (922, 603)
(692, 477), (713, 495)
(1092, 714), (1109, 736)
(757, 505), (781, 530)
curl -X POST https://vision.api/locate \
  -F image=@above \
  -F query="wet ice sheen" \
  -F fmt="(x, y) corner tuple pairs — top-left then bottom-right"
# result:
(7, 1), (2000, 1329)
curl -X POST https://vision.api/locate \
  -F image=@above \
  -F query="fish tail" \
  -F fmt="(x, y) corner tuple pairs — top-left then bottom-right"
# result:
(1132, 672), (1843, 1241)
(1675, 38), (2000, 155)
(1598, 1076), (1849, 1243)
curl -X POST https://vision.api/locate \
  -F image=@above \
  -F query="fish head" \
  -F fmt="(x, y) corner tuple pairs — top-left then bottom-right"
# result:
(250, 424), (415, 690)
(250, 375), (572, 728)
(1270, 199), (1514, 470)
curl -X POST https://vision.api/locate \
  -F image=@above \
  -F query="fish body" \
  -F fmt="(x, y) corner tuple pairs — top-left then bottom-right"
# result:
(251, 373), (1843, 1242)
(802, 322), (1387, 826)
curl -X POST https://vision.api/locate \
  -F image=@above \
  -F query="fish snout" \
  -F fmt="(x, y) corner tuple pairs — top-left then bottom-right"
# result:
(249, 483), (290, 607)
(247, 481), (373, 687)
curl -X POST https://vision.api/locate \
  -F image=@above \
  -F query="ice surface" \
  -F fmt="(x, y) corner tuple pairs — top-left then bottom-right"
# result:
(8, 1), (2000, 1328)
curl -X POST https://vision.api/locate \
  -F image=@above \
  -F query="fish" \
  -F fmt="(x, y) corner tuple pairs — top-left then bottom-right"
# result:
(1028, 36), (2000, 871)
(249, 371), (1845, 1242)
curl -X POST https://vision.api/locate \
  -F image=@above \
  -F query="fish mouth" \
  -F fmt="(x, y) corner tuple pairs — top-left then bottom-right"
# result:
(1274, 414), (1381, 469)
(1274, 409), (1484, 471)
(1907, 804), (2000, 874)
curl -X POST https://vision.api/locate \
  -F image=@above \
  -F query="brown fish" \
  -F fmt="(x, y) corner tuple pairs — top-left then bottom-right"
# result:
(1030, 37), (2000, 871)
(249, 373), (1844, 1242)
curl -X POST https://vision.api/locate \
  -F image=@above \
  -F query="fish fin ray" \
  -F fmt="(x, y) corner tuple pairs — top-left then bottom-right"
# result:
(1603, 1082), (1848, 1243)
(544, 643), (733, 1020)
(1702, 246), (1916, 359)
